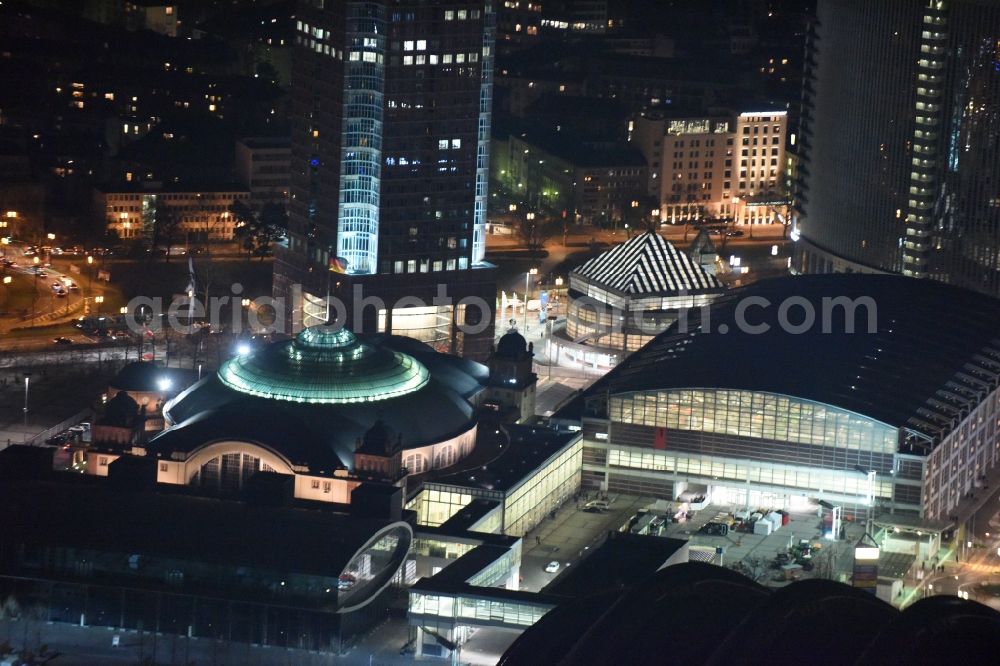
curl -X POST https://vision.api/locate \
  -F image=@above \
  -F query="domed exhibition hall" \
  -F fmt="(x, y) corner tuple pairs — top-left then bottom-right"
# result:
(121, 325), (489, 502)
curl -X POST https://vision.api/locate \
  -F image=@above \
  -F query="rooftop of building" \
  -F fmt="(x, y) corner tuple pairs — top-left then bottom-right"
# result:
(544, 531), (687, 598)
(0, 462), (410, 589)
(236, 136), (292, 150)
(500, 561), (1000, 666)
(427, 424), (580, 494)
(559, 274), (1000, 446)
(571, 231), (724, 297)
(437, 498), (502, 533)
(110, 361), (198, 394)
(152, 327), (488, 470)
(504, 125), (646, 168)
(95, 181), (250, 195)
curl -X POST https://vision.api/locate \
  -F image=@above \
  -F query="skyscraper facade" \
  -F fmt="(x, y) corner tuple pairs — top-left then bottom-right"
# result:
(275, 1), (497, 359)
(795, 0), (1000, 297)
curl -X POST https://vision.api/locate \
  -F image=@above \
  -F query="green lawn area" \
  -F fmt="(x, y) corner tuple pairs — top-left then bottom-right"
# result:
(3, 321), (78, 339)
(103, 258), (275, 302)
(45, 257), (274, 311)
(0, 274), (36, 315)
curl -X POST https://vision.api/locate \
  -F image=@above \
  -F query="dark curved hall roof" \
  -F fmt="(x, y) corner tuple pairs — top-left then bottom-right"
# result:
(564, 274), (1000, 443)
(500, 561), (1000, 666)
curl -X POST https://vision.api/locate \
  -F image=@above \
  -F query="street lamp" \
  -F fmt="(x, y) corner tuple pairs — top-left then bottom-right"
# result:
(94, 294), (104, 315)
(23, 373), (31, 440)
(30, 256), (40, 325)
(523, 267), (538, 331)
(86, 255), (96, 314)
(241, 297), (251, 334)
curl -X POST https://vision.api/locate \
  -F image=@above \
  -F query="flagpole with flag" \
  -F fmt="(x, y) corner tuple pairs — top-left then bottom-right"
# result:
(327, 255), (349, 325)
(186, 256), (197, 323)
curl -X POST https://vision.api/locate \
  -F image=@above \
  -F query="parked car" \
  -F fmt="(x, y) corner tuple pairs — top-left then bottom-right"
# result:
(53, 337), (73, 345)
(584, 500), (611, 512)
(544, 561), (561, 573)
(700, 522), (730, 537)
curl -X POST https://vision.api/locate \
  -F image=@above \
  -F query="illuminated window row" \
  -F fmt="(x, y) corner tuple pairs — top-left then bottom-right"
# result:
(409, 593), (549, 627)
(610, 389), (897, 452)
(402, 53), (479, 66)
(606, 448), (894, 499)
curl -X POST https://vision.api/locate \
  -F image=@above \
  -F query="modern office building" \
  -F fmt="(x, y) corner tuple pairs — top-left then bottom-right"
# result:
(631, 108), (790, 226)
(795, 0), (1000, 297)
(557, 274), (1000, 526)
(551, 231), (724, 369)
(274, 1), (498, 360)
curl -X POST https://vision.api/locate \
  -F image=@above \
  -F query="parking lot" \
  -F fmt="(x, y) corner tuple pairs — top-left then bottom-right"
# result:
(519, 494), (652, 592)
(519, 493), (866, 588)
(659, 502), (863, 584)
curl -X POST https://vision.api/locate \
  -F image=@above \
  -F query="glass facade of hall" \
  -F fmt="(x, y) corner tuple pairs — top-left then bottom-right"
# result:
(407, 436), (583, 536)
(503, 438), (582, 537)
(408, 593), (551, 628)
(609, 389), (897, 453)
(606, 447), (894, 500)
(408, 488), (480, 528)
(467, 544), (521, 588)
(566, 284), (716, 354)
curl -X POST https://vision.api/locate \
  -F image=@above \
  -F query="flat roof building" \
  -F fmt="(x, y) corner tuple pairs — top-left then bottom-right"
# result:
(235, 136), (290, 205)
(93, 184), (250, 243)
(631, 107), (790, 227)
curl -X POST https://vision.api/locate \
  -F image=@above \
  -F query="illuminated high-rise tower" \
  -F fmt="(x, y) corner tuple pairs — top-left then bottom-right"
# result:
(275, 0), (497, 359)
(795, 0), (1000, 297)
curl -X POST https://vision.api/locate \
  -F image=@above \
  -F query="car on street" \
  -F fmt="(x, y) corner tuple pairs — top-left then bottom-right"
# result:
(544, 561), (561, 573)
(583, 500), (611, 512)
(53, 337), (73, 345)
(725, 230), (745, 237)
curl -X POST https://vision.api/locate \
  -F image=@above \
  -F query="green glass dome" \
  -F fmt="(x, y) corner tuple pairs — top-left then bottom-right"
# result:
(217, 326), (430, 404)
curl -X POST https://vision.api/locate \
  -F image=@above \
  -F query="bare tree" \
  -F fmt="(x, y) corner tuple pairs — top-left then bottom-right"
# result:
(231, 200), (287, 261)
(516, 215), (560, 251)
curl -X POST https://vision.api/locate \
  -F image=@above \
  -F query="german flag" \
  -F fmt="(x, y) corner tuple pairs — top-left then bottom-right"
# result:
(328, 256), (349, 273)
